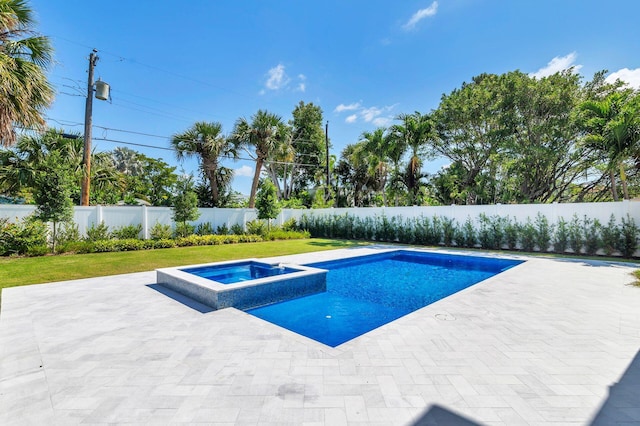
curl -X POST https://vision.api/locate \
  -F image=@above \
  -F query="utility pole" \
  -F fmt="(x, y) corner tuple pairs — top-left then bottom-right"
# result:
(81, 50), (98, 206)
(325, 121), (330, 203)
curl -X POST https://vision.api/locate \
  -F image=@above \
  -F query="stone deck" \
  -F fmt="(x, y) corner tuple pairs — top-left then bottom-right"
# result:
(1, 247), (639, 425)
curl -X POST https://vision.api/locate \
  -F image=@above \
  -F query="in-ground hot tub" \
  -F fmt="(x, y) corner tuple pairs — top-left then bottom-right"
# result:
(156, 259), (327, 310)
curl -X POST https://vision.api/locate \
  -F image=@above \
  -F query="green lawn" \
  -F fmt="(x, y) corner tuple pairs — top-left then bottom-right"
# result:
(0, 238), (369, 290)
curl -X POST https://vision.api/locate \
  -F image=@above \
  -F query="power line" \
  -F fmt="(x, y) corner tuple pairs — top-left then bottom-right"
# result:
(51, 35), (254, 101)
(93, 137), (320, 167)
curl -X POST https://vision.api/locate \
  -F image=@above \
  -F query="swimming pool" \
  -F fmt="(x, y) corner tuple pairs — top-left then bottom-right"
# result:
(247, 251), (523, 347)
(182, 261), (299, 284)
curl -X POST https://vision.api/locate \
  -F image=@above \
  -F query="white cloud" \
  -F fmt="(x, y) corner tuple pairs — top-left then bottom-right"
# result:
(605, 68), (640, 89)
(334, 102), (361, 112)
(373, 117), (393, 127)
(335, 102), (397, 126)
(296, 74), (306, 92)
(403, 1), (438, 31)
(234, 165), (254, 177)
(361, 106), (383, 122)
(261, 65), (309, 94)
(265, 63), (290, 90)
(530, 52), (583, 79)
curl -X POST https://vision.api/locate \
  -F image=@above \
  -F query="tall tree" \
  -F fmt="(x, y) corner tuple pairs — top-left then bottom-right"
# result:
(502, 70), (587, 203)
(171, 121), (236, 207)
(580, 90), (640, 200)
(229, 110), (290, 208)
(388, 112), (433, 205)
(0, 0), (54, 146)
(32, 151), (74, 252)
(0, 129), (120, 203)
(431, 73), (511, 204)
(288, 101), (326, 198)
(256, 178), (281, 229)
(358, 127), (391, 206)
(335, 143), (376, 207)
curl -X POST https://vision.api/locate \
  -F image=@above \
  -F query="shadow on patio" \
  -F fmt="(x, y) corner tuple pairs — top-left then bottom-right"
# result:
(590, 348), (640, 425)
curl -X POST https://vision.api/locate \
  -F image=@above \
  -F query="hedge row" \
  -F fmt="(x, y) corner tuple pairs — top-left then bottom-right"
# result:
(297, 212), (640, 258)
(1, 216), (309, 257)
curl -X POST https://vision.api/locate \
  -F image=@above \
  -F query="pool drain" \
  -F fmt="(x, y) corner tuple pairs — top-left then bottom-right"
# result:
(435, 313), (456, 321)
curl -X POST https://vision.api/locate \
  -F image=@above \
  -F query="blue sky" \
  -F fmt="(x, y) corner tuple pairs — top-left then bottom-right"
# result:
(29, 0), (640, 195)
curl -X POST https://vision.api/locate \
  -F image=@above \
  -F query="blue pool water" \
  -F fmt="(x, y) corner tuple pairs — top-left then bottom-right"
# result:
(247, 251), (522, 347)
(182, 261), (298, 284)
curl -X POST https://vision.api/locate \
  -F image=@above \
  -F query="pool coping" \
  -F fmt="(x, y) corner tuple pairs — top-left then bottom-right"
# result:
(156, 258), (328, 310)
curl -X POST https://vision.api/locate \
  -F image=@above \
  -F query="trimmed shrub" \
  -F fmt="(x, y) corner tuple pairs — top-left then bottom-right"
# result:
(85, 222), (110, 242)
(553, 218), (569, 253)
(246, 219), (267, 237)
(519, 218), (536, 252)
(150, 222), (172, 240)
(504, 217), (519, 250)
(281, 217), (297, 232)
(567, 215), (583, 254)
(111, 224), (143, 240)
(618, 215), (639, 258)
(216, 223), (230, 235)
(600, 215), (620, 256)
(174, 222), (195, 238)
(534, 213), (553, 252)
(0, 217), (47, 256)
(265, 229), (310, 241)
(196, 222), (215, 236)
(583, 218), (601, 256)
(230, 223), (245, 235)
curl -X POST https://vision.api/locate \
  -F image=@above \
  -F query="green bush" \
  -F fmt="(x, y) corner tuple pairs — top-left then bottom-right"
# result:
(175, 234), (263, 247)
(216, 223), (230, 235)
(85, 222), (110, 242)
(246, 219), (267, 237)
(26, 244), (49, 257)
(600, 215), (620, 256)
(265, 229), (310, 241)
(150, 222), (172, 240)
(0, 217), (47, 256)
(196, 222), (214, 236)
(174, 222), (195, 238)
(519, 218), (536, 252)
(504, 217), (519, 250)
(111, 224), (143, 240)
(477, 214), (492, 249)
(56, 240), (93, 254)
(567, 215), (583, 254)
(441, 217), (456, 246)
(230, 223), (245, 235)
(583, 218), (601, 256)
(56, 222), (80, 247)
(92, 238), (145, 252)
(461, 217), (477, 248)
(534, 213), (553, 252)
(281, 217), (297, 232)
(618, 215), (639, 258)
(553, 218), (569, 253)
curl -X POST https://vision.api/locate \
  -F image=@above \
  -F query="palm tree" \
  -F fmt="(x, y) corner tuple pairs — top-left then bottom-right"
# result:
(388, 112), (433, 204)
(111, 147), (144, 176)
(358, 128), (391, 206)
(581, 91), (640, 200)
(229, 110), (290, 208)
(0, 129), (121, 203)
(171, 121), (236, 207)
(0, 0), (54, 146)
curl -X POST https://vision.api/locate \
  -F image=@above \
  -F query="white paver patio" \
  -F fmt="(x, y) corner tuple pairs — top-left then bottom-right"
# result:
(1, 247), (639, 425)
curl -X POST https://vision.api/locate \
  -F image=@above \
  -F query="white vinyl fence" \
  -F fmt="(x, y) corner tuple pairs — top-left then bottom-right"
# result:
(1, 201), (639, 239)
